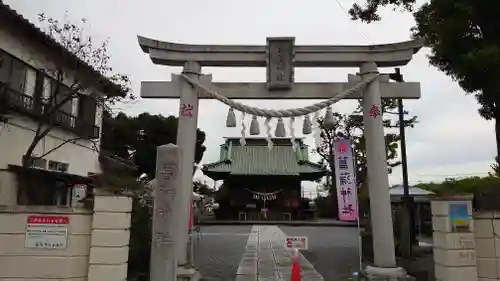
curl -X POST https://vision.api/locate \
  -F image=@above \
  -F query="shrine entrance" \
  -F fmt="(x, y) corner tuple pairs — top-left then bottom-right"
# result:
(138, 36), (423, 280)
(203, 137), (326, 221)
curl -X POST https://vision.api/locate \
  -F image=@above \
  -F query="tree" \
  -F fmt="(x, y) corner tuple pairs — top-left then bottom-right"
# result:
(100, 112), (207, 279)
(101, 112), (207, 178)
(349, 0), (416, 23)
(18, 13), (132, 168)
(315, 99), (416, 217)
(350, 0), (500, 163)
(316, 99), (417, 187)
(417, 176), (500, 196)
(193, 180), (213, 195)
(491, 157), (500, 177)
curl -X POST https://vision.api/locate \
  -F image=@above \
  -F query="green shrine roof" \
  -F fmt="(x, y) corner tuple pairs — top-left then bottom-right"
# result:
(202, 138), (326, 180)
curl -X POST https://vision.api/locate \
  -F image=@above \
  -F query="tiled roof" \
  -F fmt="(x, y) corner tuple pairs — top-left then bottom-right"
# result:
(203, 139), (326, 177)
(0, 1), (125, 97)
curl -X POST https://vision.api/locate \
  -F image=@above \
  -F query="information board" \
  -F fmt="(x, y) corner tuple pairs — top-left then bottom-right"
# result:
(449, 203), (470, 232)
(285, 236), (308, 250)
(72, 184), (87, 202)
(25, 215), (69, 249)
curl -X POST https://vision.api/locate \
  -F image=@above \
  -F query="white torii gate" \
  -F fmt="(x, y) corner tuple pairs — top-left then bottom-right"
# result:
(139, 36), (423, 281)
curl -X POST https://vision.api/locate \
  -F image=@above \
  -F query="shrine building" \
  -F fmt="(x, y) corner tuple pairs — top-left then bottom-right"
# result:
(203, 137), (326, 221)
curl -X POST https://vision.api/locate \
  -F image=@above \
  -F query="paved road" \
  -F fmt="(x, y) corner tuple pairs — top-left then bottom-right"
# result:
(193, 225), (360, 281)
(280, 226), (361, 281)
(194, 225), (252, 281)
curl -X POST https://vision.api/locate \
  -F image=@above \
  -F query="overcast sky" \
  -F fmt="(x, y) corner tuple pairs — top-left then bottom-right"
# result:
(5, 0), (496, 195)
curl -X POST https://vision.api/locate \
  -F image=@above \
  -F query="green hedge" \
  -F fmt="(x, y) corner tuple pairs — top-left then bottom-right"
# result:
(417, 176), (500, 196)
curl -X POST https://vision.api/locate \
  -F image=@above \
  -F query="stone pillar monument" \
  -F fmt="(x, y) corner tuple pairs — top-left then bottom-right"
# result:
(150, 144), (180, 281)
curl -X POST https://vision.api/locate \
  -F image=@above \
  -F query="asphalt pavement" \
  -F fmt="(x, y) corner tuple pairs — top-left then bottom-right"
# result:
(193, 225), (252, 281)
(280, 226), (361, 281)
(193, 225), (360, 281)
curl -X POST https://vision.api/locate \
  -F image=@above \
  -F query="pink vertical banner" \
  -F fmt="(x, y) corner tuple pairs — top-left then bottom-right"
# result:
(333, 138), (359, 221)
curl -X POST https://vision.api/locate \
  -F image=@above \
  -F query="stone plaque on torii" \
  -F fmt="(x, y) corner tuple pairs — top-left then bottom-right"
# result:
(138, 36), (423, 281)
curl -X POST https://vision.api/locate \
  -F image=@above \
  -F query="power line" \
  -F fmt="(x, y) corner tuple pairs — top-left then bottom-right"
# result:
(333, 0), (374, 44)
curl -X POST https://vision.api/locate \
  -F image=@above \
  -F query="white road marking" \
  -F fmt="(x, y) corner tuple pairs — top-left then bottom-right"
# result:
(235, 225), (324, 281)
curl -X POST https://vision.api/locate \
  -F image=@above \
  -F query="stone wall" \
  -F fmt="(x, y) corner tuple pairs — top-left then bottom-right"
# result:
(88, 194), (132, 281)
(474, 211), (500, 281)
(0, 206), (93, 280)
(0, 193), (132, 281)
(0, 170), (18, 205)
(431, 197), (477, 281)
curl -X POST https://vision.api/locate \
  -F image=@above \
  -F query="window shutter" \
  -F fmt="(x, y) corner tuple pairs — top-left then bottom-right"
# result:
(42, 77), (53, 101)
(76, 94), (97, 136)
(33, 70), (45, 114)
(0, 50), (12, 84)
(86, 95), (97, 126)
(71, 97), (79, 117)
(24, 68), (36, 97)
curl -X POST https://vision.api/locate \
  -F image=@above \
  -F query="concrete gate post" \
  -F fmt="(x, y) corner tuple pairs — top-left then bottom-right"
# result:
(431, 196), (476, 281)
(474, 187), (500, 281)
(360, 62), (408, 280)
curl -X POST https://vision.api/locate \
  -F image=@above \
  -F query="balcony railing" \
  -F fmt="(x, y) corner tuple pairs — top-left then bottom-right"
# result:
(91, 125), (100, 139)
(51, 108), (77, 130)
(8, 89), (35, 111)
(0, 83), (100, 140)
(1, 86), (36, 115)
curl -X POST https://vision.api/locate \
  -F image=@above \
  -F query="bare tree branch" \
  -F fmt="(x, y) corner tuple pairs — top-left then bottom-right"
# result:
(315, 99), (418, 195)
(20, 13), (132, 171)
(34, 137), (83, 160)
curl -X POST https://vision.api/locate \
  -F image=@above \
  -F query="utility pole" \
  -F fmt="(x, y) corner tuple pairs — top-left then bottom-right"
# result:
(389, 68), (413, 257)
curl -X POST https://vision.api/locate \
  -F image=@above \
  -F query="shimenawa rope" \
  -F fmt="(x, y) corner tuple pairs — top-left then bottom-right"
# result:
(179, 73), (379, 118)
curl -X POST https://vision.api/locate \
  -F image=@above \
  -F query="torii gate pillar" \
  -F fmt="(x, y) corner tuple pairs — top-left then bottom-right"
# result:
(175, 61), (201, 263)
(360, 62), (405, 277)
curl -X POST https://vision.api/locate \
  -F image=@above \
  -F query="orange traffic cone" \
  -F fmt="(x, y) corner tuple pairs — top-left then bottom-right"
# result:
(291, 249), (301, 281)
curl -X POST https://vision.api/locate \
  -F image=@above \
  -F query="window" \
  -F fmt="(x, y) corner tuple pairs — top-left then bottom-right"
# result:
(55, 84), (74, 115)
(0, 50), (10, 83)
(43, 77), (75, 116)
(31, 158), (47, 170)
(77, 94), (98, 133)
(48, 160), (69, 173)
(0, 49), (29, 93)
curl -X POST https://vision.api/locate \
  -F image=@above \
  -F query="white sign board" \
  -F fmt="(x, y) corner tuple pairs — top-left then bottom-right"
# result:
(25, 215), (69, 249)
(72, 184), (87, 202)
(285, 236), (308, 250)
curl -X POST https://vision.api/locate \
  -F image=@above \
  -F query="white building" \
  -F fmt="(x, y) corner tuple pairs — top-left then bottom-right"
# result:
(0, 3), (125, 206)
